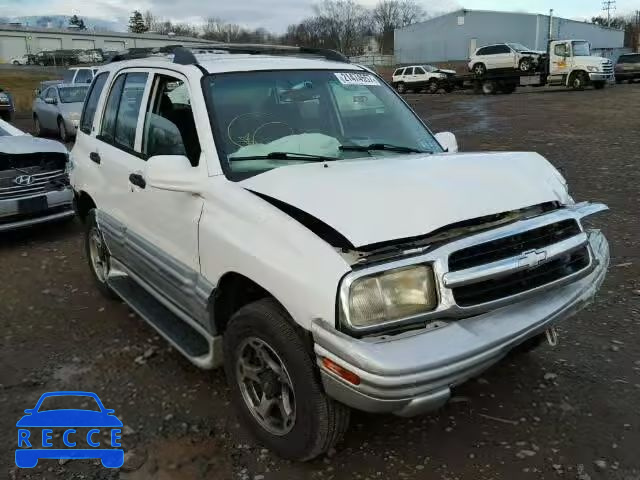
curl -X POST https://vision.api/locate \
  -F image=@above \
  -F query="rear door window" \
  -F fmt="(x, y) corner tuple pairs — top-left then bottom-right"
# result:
(406, 67), (414, 75)
(113, 73), (148, 150)
(80, 72), (109, 134)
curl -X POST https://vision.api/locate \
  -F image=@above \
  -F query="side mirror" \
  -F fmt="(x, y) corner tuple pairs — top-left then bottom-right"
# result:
(435, 132), (458, 153)
(45, 97), (57, 105)
(145, 155), (202, 194)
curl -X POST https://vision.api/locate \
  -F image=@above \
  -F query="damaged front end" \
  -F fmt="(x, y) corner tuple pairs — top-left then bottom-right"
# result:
(0, 134), (74, 232)
(313, 202), (609, 416)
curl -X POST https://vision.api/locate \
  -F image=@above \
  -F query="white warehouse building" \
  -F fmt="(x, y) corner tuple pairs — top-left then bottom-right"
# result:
(395, 9), (626, 64)
(0, 25), (215, 63)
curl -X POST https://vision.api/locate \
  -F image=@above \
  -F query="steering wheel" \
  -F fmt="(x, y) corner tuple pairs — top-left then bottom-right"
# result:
(227, 112), (294, 147)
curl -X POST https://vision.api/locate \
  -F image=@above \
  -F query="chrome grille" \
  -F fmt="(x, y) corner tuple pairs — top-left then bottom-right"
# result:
(602, 60), (614, 75)
(445, 219), (591, 307)
(0, 169), (67, 200)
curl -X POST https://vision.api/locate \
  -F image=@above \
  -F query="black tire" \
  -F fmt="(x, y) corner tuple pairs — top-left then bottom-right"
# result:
(33, 115), (42, 137)
(482, 80), (497, 95)
(396, 82), (406, 94)
(593, 81), (605, 90)
(427, 79), (439, 94)
(58, 118), (69, 142)
(473, 63), (486, 76)
(519, 58), (532, 72)
(85, 209), (118, 300)
(570, 71), (587, 90)
(223, 298), (350, 461)
(12, 60), (20, 65)
(501, 82), (517, 94)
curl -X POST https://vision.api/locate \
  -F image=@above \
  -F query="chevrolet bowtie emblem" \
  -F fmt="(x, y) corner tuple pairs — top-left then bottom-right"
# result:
(518, 250), (548, 269)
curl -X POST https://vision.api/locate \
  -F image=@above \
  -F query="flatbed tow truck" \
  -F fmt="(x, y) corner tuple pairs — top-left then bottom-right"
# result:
(449, 39), (615, 94)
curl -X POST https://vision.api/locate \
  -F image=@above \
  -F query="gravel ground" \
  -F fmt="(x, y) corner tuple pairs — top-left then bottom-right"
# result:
(2, 84), (639, 480)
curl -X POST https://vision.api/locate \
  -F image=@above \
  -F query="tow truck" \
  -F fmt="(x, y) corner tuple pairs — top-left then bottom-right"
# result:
(453, 39), (614, 94)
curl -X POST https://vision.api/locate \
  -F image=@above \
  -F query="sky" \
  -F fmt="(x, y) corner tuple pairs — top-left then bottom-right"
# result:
(0, 0), (637, 32)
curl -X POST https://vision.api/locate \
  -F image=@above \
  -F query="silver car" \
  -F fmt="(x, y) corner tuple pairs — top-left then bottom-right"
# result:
(0, 118), (73, 232)
(32, 84), (89, 142)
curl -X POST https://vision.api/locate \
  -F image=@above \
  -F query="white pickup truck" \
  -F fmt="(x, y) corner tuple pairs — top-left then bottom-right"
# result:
(70, 45), (609, 461)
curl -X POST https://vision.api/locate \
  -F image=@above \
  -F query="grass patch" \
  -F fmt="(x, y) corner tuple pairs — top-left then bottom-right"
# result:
(0, 71), (61, 113)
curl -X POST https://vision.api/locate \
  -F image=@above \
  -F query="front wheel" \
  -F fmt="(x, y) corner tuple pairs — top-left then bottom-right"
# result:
(33, 115), (42, 137)
(224, 298), (350, 461)
(570, 72), (587, 90)
(85, 209), (118, 300)
(396, 82), (406, 94)
(519, 58), (532, 72)
(58, 118), (69, 142)
(427, 79), (439, 94)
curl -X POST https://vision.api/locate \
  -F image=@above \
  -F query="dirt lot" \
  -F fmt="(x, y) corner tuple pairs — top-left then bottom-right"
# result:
(2, 84), (639, 480)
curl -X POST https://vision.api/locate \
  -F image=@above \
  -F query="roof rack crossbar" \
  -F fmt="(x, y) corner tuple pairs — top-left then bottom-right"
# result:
(109, 44), (350, 64)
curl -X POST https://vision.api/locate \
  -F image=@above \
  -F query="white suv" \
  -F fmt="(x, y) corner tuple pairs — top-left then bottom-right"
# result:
(468, 43), (543, 75)
(392, 64), (456, 93)
(71, 45), (609, 461)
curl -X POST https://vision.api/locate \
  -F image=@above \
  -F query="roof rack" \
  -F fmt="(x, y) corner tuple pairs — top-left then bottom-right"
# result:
(109, 43), (350, 65)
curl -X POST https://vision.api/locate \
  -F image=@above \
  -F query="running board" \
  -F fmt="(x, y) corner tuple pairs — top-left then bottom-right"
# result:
(108, 275), (221, 369)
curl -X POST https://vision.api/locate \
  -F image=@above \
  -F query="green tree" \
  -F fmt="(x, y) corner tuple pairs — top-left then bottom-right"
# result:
(69, 15), (87, 30)
(129, 10), (149, 34)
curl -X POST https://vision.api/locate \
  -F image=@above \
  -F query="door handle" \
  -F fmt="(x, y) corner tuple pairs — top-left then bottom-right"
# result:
(129, 173), (146, 189)
(89, 152), (101, 164)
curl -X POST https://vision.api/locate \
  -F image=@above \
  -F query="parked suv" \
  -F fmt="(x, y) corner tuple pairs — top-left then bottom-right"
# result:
(468, 43), (542, 75)
(615, 53), (640, 83)
(392, 65), (456, 93)
(71, 45), (609, 461)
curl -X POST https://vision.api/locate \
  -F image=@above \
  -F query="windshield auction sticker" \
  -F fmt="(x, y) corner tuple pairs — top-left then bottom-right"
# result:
(334, 72), (380, 86)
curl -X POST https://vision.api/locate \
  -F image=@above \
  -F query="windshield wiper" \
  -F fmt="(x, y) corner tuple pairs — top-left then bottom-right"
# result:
(230, 151), (339, 162)
(339, 143), (431, 154)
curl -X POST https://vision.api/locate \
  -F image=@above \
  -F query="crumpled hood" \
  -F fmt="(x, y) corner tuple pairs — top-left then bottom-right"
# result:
(0, 135), (68, 155)
(241, 152), (570, 248)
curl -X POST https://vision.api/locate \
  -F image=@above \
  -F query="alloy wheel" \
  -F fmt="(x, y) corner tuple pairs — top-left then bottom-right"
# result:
(236, 337), (296, 436)
(88, 227), (108, 283)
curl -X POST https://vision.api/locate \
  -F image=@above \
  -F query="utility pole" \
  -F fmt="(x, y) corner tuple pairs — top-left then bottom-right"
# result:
(602, 0), (616, 27)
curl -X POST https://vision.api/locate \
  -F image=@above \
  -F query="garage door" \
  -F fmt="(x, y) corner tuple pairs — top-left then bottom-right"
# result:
(72, 39), (95, 50)
(37, 37), (63, 52)
(104, 40), (125, 51)
(0, 35), (27, 63)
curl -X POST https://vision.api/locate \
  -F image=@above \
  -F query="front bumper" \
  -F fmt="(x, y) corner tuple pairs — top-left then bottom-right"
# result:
(588, 73), (614, 82)
(313, 230), (609, 417)
(0, 188), (74, 232)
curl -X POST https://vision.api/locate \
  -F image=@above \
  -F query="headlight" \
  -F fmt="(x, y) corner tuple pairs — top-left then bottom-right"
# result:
(587, 66), (599, 72)
(343, 264), (438, 329)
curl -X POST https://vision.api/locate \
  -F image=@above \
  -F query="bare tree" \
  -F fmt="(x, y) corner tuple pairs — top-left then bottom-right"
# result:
(311, 0), (372, 55)
(372, 0), (425, 53)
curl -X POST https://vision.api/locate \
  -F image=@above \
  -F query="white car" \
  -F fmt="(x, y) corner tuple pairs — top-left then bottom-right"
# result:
(71, 45), (609, 461)
(392, 64), (456, 93)
(468, 43), (543, 75)
(62, 67), (99, 85)
(9, 55), (30, 65)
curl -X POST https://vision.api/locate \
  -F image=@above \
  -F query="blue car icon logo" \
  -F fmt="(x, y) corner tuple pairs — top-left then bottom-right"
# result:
(16, 391), (124, 468)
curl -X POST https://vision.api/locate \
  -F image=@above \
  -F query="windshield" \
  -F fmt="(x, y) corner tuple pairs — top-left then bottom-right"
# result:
(59, 86), (89, 103)
(572, 41), (591, 56)
(37, 395), (101, 412)
(507, 43), (531, 52)
(204, 70), (442, 179)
